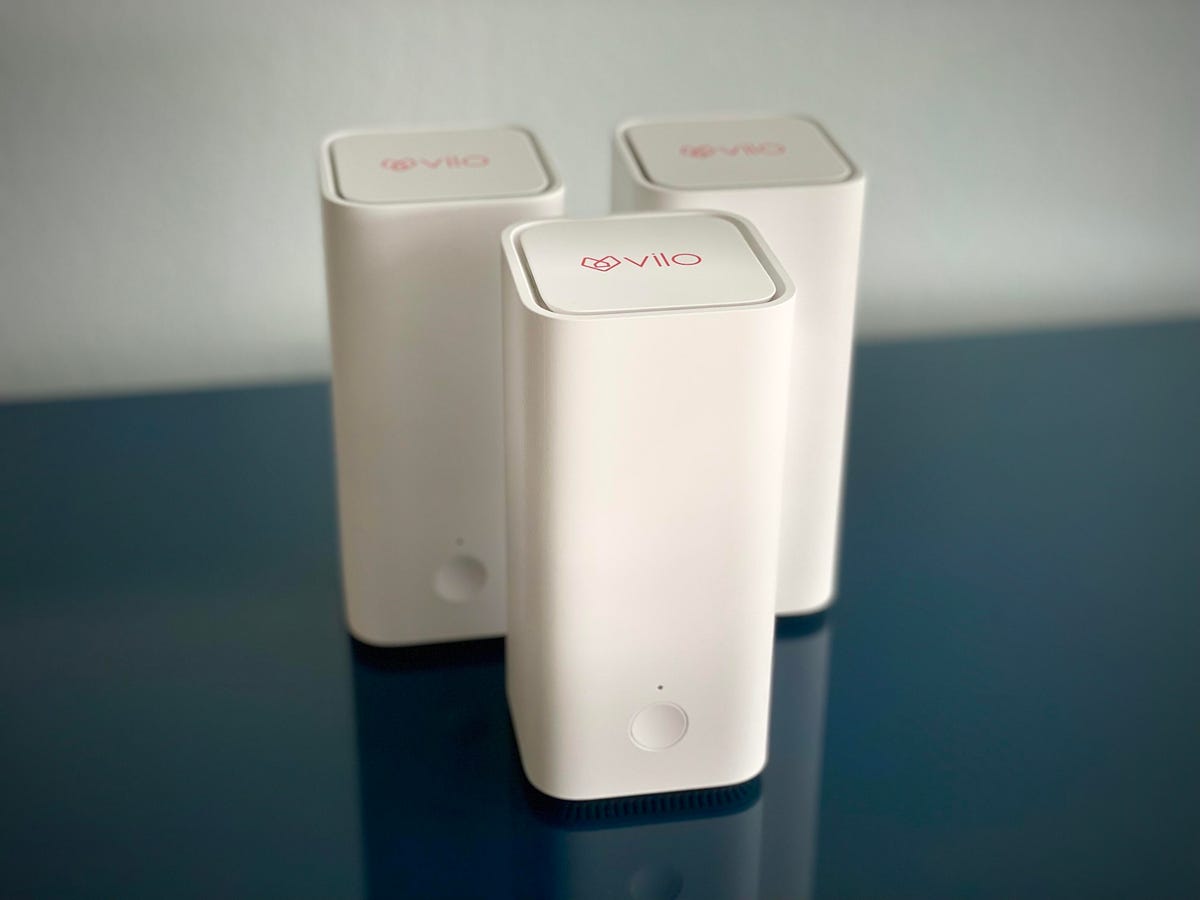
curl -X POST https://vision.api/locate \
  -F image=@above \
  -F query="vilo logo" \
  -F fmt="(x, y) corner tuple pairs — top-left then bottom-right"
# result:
(380, 154), (490, 172)
(679, 143), (786, 158)
(580, 256), (621, 271)
(580, 253), (703, 271)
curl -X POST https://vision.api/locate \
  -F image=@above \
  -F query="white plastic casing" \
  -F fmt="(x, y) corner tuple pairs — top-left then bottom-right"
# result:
(502, 211), (795, 800)
(320, 125), (564, 646)
(612, 114), (865, 616)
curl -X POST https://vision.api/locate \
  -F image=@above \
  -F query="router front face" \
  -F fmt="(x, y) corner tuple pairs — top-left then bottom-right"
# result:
(320, 125), (564, 646)
(502, 211), (795, 800)
(612, 114), (866, 617)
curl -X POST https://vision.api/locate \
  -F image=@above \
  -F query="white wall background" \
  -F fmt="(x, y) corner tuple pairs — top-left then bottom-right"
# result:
(1, 0), (1197, 400)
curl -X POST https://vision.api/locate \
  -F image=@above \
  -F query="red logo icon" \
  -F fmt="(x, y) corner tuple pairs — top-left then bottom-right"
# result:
(580, 253), (702, 271)
(580, 256), (622, 271)
(679, 143), (786, 158)
(380, 154), (490, 172)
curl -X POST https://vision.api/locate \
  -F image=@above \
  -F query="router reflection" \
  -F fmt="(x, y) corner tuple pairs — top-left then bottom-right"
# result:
(350, 614), (830, 899)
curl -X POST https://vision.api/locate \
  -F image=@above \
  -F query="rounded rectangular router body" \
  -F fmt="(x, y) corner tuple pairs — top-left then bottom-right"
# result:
(320, 125), (564, 646)
(612, 114), (865, 616)
(502, 211), (795, 800)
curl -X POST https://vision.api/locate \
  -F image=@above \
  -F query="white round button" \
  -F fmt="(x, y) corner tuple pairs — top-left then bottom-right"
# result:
(433, 555), (486, 603)
(630, 703), (688, 750)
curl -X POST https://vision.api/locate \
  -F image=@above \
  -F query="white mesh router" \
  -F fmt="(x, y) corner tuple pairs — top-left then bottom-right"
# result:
(319, 125), (564, 646)
(611, 114), (865, 616)
(502, 211), (795, 800)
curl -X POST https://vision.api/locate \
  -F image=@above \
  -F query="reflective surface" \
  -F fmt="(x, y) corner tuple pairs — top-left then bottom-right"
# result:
(2, 321), (1198, 898)
(352, 614), (827, 899)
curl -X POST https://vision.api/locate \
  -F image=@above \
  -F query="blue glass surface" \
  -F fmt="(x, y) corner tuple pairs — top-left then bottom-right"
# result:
(2, 321), (1198, 897)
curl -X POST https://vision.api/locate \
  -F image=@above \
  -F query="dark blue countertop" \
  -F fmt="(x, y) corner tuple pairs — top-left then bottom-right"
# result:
(3, 321), (1198, 898)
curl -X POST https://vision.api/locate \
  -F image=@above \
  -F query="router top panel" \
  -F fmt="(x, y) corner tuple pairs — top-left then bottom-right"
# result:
(517, 213), (779, 316)
(624, 116), (852, 190)
(330, 127), (551, 204)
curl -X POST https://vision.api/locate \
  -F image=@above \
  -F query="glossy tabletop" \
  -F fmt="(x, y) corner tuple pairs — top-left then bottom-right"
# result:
(2, 321), (1198, 898)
